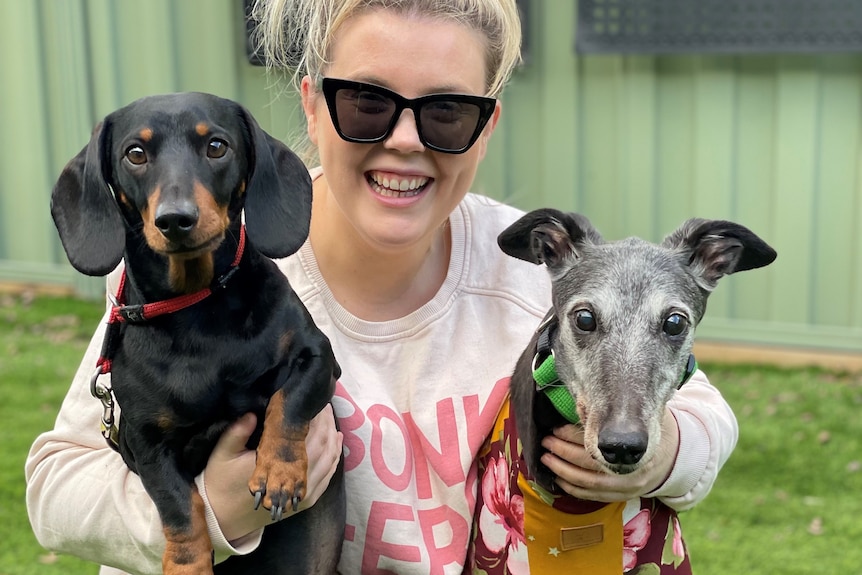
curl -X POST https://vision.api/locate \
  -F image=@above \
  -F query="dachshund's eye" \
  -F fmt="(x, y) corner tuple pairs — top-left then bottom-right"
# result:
(125, 146), (147, 165)
(574, 309), (597, 332)
(662, 313), (688, 336)
(207, 139), (228, 159)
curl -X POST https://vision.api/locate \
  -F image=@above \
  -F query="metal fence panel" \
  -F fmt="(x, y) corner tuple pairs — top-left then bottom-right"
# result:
(1, 0), (859, 352)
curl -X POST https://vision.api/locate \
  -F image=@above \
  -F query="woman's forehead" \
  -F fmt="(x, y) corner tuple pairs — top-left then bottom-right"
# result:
(326, 9), (489, 96)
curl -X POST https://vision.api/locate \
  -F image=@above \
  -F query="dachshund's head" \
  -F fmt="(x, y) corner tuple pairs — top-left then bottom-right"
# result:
(51, 92), (311, 289)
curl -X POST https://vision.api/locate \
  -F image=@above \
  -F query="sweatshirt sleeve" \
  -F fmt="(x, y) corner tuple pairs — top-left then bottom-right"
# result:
(645, 369), (739, 511)
(24, 277), (262, 574)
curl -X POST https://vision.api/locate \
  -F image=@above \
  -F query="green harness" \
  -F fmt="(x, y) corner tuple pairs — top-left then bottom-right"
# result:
(531, 314), (698, 425)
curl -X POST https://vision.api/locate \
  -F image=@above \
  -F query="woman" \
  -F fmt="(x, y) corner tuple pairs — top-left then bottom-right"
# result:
(26, 0), (737, 573)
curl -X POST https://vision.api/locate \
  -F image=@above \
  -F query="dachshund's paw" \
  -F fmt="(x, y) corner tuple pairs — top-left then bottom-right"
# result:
(249, 439), (308, 521)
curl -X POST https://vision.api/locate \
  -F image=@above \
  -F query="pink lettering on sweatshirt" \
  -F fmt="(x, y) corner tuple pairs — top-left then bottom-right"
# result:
(334, 377), (510, 572)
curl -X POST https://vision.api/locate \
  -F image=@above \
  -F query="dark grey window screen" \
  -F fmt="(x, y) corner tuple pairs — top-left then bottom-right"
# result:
(244, 0), (264, 66)
(576, 0), (862, 54)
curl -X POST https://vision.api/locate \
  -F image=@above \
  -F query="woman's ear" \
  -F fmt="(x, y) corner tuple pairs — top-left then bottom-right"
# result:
(476, 100), (502, 161)
(300, 75), (320, 146)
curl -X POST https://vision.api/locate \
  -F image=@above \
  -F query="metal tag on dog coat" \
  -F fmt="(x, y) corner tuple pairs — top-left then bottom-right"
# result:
(560, 524), (604, 551)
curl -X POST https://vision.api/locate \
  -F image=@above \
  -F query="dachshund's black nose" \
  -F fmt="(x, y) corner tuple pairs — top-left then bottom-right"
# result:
(155, 200), (199, 241)
(598, 430), (648, 466)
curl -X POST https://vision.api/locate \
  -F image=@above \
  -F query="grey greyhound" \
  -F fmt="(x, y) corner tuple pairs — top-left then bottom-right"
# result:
(468, 209), (776, 574)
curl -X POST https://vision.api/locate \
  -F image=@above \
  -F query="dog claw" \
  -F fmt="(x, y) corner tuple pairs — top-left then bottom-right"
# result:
(250, 466), (305, 519)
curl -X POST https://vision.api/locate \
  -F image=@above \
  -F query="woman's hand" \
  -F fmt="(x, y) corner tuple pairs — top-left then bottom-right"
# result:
(204, 404), (343, 542)
(539, 407), (680, 502)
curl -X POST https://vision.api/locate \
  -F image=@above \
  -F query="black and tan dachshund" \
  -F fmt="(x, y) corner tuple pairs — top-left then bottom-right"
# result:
(50, 92), (344, 574)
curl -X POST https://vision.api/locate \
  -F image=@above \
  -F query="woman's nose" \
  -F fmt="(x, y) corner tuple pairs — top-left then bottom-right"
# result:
(383, 109), (425, 153)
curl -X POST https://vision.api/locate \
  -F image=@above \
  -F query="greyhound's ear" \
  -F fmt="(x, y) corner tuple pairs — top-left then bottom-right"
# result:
(239, 106), (312, 259)
(50, 120), (125, 276)
(498, 208), (603, 270)
(663, 218), (777, 291)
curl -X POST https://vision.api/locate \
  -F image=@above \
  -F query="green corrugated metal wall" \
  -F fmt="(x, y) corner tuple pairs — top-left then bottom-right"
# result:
(0, 0), (303, 294)
(1, 0), (860, 353)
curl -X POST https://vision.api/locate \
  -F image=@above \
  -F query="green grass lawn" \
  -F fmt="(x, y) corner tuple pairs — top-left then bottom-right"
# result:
(684, 363), (862, 574)
(2, 293), (859, 574)
(1, 292), (103, 575)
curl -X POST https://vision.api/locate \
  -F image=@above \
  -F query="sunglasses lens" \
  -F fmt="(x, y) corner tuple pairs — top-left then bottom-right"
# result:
(332, 87), (397, 141)
(325, 79), (492, 153)
(419, 100), (485, 152)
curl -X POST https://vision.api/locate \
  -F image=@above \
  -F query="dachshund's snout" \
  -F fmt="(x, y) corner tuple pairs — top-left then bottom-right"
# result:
(597, 428), (648, 469)
(155, 199), (199, 242)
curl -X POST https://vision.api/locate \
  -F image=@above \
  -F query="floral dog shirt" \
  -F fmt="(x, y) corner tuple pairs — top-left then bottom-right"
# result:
(466, 395), (691, 575)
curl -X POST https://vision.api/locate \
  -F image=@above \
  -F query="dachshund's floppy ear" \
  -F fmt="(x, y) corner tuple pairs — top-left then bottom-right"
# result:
(50, 120), (125, 276)
(239, 106), (312, 259)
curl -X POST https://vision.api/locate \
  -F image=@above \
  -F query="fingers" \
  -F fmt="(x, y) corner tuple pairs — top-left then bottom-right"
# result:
(301, 405), (343, 508)
(541, 430), (601, 471)
(539, 441), (620, 501)
(553, 474), (633, 503)
(205, 407), (342, 541)
(540, 447), (651, 502)
(211, 412), (258, 462)
(551, 424), (586, 445)
(540, 432), (620, 500)
(540, 421), (671, 502)
(205, 413), (267, 542)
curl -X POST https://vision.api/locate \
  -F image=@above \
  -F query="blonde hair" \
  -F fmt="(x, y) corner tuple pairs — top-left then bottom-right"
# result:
(250, 0), (523, 98)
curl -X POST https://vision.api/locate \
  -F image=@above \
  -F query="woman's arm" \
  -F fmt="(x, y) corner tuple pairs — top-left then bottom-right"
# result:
(650, 369), (738, 510)
(25, 311), (179, 574)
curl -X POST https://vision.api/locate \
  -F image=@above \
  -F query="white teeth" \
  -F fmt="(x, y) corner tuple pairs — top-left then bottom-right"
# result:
(368, 172), (429, 197)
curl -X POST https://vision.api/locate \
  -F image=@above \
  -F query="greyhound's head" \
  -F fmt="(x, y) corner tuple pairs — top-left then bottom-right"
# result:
(499, 209), (777, 474)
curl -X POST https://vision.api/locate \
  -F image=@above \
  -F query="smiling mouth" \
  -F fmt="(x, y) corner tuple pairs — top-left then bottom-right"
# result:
(367, 171), (431, 198)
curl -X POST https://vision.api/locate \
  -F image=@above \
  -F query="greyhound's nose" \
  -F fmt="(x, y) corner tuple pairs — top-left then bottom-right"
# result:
(154, 200), (199, 241)
(598, 430), (648, 466)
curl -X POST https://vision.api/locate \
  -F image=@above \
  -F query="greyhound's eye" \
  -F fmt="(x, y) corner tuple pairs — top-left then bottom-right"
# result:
(663, 313), (688, 336)
(125, 146), (147, 165)
(207, 139), (229, 159)
(574, 309), (597, 332)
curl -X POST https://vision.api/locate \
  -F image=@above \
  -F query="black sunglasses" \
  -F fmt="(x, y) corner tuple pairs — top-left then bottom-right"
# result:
(321, 78), (497, 154)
